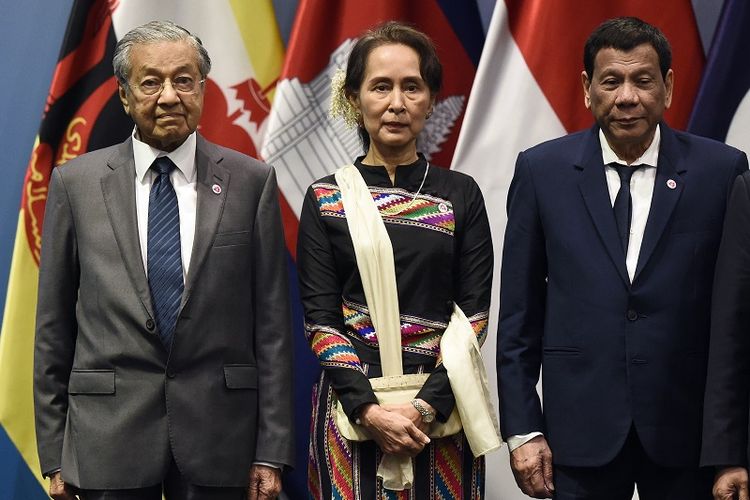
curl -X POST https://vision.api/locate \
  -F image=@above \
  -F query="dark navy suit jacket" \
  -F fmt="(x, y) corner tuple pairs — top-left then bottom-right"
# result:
(497, 123), (747, 467)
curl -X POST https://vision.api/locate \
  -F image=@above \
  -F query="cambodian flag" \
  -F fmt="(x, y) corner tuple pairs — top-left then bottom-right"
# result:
(262, 0), (485, 254)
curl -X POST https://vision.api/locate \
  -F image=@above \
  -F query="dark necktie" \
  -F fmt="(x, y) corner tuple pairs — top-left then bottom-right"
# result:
(613, 164), (640, 253)
(147, 156), (183, 349)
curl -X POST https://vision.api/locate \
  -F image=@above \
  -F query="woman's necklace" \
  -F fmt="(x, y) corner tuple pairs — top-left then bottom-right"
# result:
(381, 162), (430, 216)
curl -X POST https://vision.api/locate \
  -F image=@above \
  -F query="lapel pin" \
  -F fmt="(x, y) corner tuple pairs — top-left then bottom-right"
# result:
(666, 179), (677, 190)
(212, 183), (222, 195)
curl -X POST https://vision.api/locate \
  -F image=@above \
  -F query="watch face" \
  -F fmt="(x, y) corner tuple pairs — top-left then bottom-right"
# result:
(423, 413), (435, 423)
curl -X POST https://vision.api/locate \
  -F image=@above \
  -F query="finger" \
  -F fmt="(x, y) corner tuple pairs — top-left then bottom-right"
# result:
(258, 475), (281, 499)
(406, 423), (430, 446)
(528, 469), (548, 498)
(260, 483), (282, 499)
(712, 484), (727, 500)
(247, 477), (259, 500)
(542, 451), (555, 494)
(739, 482), (750, 500)
(520, 453), (549, 499)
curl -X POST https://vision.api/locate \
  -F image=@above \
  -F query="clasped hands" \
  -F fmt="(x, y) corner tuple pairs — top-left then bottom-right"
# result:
(358, 400), (433, 456)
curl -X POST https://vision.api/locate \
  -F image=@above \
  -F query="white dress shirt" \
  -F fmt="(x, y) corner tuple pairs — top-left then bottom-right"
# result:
(602, 125), (660, 282)
(507, 126), (661, 453)
(132, 130), (197, 281)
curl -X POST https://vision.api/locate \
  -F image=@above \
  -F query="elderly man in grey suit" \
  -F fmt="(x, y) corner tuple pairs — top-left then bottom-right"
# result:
(33, 20), (293, 500)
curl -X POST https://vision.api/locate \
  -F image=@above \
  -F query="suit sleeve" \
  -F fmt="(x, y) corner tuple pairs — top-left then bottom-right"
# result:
(702, 169), (750, 468)
(34, 167), (80, 476)
(297, 186), (378, 418)
(251, 167), (295, 467)
(416, 176), (494, 421)
(496, 151), (547, 439)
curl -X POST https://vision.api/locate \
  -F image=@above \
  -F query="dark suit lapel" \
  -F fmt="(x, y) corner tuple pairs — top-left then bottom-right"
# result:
(633, 125), (685, 281)
(577, 127), (631, 287)
(101, 139), (154, 317)
(181, 136), (228, 309)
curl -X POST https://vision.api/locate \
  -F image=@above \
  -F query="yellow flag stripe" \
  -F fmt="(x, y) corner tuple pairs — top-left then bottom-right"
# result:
(228, 0), (285, 102)
(0, 210), (44, 489)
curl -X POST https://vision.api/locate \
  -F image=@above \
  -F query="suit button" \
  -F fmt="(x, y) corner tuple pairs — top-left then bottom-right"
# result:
(146, 319), (155, 331)
(627, 309), (638, 321)
(166, 371), (176, 379)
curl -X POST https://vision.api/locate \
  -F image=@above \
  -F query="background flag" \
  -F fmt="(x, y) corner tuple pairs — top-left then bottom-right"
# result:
(452, 1), (705, 498)
(0, 1), (129, 493)
(688, 0), (750, 155)
(261, 0), (485, 254)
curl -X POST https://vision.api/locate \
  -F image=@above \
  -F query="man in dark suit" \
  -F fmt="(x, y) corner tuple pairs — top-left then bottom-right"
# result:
(702, 173), (750, 500)
(33, 20), (293, 500)
(497, 17), (747, 500)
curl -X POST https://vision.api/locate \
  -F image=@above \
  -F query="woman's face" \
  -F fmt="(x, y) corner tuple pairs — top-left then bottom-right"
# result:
(353, 43), (434, 156)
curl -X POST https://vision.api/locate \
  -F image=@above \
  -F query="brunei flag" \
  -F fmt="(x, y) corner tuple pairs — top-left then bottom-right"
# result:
(0, 0), (285, 494)
(452, 1), (705, 497)
(0, 1), (130, 493)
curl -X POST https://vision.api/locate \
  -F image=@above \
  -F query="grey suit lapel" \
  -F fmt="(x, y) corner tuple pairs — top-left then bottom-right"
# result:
(577, 128), (631, 288)
(181, 136), (228, 309)
(101, 139), (155, 318)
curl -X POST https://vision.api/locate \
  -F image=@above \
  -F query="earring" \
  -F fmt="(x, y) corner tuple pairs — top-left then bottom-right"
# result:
(426, 109), (433, 119)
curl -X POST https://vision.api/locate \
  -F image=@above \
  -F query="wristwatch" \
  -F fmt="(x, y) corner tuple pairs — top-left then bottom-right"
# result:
(411, 399), (436, 423)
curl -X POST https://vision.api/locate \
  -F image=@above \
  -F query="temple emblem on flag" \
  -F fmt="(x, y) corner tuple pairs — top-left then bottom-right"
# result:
(262, 39), (465, 217)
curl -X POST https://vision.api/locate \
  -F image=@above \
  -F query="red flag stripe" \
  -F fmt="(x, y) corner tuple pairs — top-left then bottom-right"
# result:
(504, 0), (705, 132)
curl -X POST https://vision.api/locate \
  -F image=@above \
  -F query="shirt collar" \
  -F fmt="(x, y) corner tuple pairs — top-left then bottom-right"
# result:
(599, 124), (660, 168)
(132, 128), (197, 182)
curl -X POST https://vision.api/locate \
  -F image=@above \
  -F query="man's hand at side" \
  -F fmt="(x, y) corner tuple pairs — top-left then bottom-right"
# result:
(247, 464), (282, 500)
(713, 466), (749, 500)
(49, 471), (77, 500)
(510, 435), (554, 498)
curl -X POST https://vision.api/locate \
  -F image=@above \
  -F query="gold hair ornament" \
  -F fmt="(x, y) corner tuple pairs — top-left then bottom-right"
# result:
(329, 67), (359, 128)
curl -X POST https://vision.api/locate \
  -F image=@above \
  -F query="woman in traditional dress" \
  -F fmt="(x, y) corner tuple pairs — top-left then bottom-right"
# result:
(297, 21), (494, 499)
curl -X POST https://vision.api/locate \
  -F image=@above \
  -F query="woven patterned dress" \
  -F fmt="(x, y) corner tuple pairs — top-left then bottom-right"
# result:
(297, 156), (493, 499)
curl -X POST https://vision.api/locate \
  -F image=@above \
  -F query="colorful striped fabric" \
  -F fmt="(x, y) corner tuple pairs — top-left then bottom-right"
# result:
(308, 370), (485, 499)
(306, 304), (489, 375)
(306, 323), (363, 372)
(313, 183), (455, 235)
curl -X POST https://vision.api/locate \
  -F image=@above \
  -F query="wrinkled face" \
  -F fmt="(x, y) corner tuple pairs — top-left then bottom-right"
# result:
(582, 43), (673, 158)
(352, 43), (434, 155)
(118, 40), (205, 152)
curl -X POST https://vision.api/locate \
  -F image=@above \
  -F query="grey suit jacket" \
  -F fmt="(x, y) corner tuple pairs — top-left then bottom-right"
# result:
(33, 135), (294, 489)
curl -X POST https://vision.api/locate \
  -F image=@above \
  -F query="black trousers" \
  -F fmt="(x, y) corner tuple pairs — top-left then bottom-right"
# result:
(553, 426), (713, 500)
(78, 457), (245, 500)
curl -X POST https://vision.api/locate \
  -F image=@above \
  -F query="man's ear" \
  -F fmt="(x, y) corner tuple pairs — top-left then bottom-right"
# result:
(581, 70), (592, 109)
(118, 84), (130, 115)
(664, 68), (674, 109)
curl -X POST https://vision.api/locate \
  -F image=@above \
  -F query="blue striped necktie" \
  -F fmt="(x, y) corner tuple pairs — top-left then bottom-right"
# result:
(147, 156), (183, 349)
